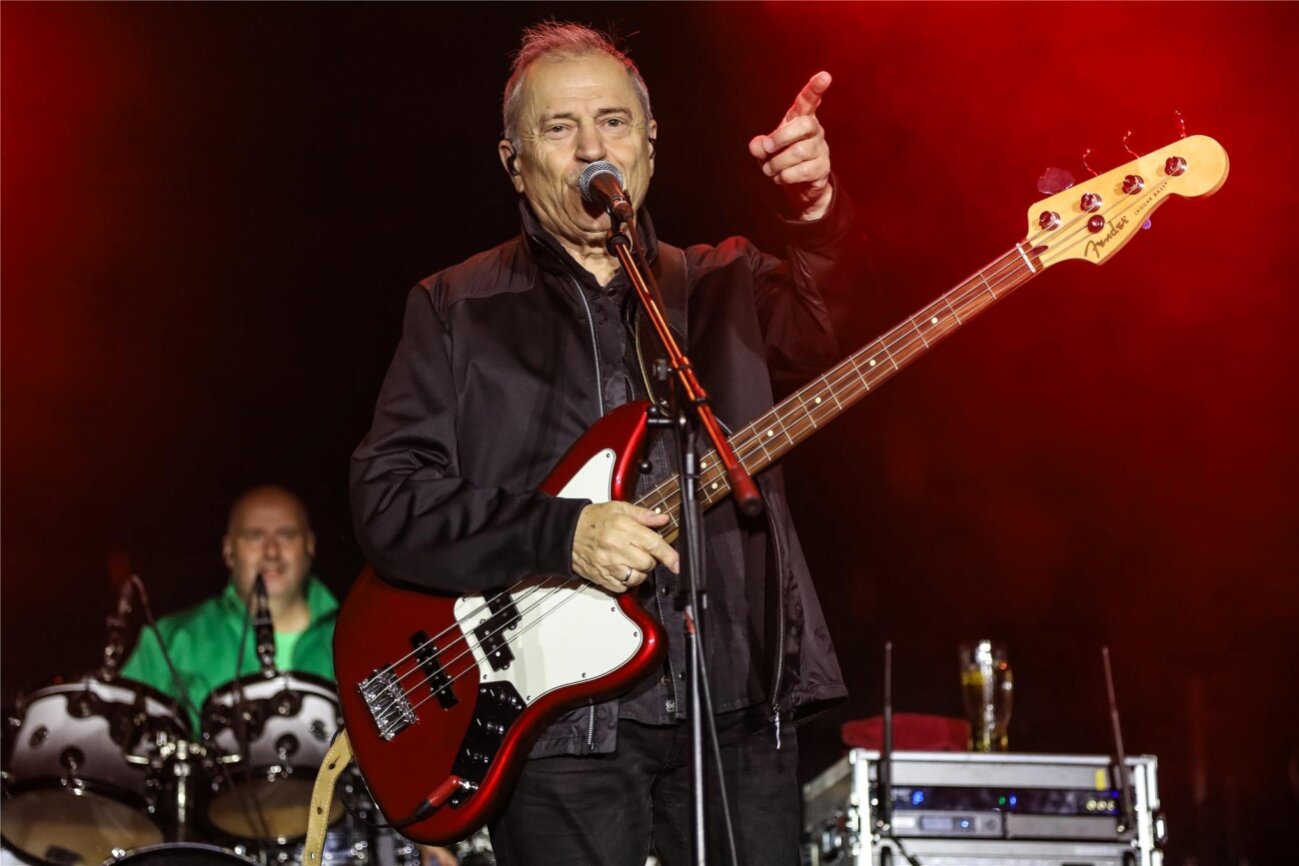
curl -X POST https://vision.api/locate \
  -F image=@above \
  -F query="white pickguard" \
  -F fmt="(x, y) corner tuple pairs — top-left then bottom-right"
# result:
(454, 449), (645, 705)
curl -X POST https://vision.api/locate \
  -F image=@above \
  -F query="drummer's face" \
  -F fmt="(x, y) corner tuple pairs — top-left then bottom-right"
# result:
(222, 491), (315, 605)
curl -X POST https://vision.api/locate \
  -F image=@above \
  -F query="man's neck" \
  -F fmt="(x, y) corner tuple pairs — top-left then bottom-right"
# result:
(269, 594), (311, 634)
(558, 235), (620, 287)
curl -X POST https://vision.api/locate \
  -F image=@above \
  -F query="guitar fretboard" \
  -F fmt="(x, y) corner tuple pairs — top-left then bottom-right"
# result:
(635, 242), (1044, 539)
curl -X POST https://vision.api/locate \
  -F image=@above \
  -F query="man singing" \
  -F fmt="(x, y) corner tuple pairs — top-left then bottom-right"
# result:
(352, 22), (855, 865)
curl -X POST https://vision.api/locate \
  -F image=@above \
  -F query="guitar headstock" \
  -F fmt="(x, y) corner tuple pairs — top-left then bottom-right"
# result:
(1027, 134), (1229, 269)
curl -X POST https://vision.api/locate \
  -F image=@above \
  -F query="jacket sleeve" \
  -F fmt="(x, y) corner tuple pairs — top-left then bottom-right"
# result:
(747, 181), (860, 382)
(349, 284), (588, 594)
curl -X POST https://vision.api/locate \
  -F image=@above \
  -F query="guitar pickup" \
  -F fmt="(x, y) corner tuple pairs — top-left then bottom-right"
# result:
(359, 668), (416, 741)
(411, 631), (458, 710)
(472, 590), (520, 673)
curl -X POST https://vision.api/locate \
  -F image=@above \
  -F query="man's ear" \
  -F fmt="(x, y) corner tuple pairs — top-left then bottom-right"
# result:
(498, 140), (524, 193)
(647, 119), (658, 175)
(221, 534), (235, 571)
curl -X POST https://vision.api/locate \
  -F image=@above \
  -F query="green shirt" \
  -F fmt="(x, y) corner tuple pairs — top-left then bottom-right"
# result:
(121, 576), (338, 732)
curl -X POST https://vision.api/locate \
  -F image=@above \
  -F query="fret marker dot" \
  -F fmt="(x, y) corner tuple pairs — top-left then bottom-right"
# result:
(654, 507), (662, 514)
(930, 316), (939, 325)
(869, 359), (877, 367)
(814, 396), (822, 405)
(711, 482), (719, 490)
(700, 460), (707, 469)
(767, 430), (775, 438)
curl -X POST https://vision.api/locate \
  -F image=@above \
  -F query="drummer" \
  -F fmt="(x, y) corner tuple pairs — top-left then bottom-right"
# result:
(120, 485), (458, 866)
(121, 484), (336, 731)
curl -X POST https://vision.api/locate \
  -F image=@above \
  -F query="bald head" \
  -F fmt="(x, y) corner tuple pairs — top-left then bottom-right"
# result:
(222, 485), (316, 605)
(227, 485), (311, 535)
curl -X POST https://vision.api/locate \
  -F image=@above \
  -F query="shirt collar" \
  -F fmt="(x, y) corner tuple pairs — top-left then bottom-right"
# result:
(218, 575), (337, 626)
(517, 197), (660, 291)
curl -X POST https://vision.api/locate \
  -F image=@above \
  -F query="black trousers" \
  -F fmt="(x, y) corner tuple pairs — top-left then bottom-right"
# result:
(488, 708), (800, 866)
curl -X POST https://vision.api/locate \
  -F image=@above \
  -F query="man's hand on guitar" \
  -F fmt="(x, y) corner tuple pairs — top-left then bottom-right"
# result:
(572, 502), (680, 594)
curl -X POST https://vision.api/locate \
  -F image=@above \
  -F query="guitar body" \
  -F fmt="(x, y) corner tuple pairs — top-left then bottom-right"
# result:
(334, 401), (664, 845)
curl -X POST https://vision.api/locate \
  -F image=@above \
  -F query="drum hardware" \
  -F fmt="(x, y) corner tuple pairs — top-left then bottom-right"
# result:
(201, 672), (345, 844)
(101, 842), (261, 865)
(1, 675), (189, 866)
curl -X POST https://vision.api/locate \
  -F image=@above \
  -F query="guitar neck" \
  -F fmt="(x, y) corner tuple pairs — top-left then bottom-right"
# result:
(637, 242), (1045, 540)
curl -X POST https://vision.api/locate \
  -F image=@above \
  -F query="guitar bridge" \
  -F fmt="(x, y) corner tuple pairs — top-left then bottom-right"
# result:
(359, 669), (416, 741)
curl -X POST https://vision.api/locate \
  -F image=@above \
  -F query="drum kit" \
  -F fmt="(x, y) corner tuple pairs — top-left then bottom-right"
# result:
(1, 669), (423, 866)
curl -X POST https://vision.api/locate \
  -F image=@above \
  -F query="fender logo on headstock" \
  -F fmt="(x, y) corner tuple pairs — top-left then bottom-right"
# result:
(1084, 214), (1130, 261)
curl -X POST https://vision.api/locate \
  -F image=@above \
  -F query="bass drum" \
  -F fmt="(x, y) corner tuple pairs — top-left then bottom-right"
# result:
(201, 671), (343, 841)
(1, 676), (189, 866)
(100, 843), (258, 865)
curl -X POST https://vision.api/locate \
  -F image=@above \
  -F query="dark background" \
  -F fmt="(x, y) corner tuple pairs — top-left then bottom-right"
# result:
(4, 3), (1296, 862)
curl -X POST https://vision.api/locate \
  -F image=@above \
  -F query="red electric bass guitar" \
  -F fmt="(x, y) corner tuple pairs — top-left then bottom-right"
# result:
(333, 135), (1228, 844)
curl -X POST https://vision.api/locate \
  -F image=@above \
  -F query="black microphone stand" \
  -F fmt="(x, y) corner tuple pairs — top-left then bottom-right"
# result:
(606, 209), (760, 866)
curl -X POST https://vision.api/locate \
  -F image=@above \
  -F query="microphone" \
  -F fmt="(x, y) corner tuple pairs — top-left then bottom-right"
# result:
(252, 574), (276, 676)
(578, 161), (635, 221)
(101, 574), (136, 678)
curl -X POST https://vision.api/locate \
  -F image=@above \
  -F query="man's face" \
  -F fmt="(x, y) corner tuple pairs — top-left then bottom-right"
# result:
(502, 52), (656, 249)
(222, 490), (315, 605)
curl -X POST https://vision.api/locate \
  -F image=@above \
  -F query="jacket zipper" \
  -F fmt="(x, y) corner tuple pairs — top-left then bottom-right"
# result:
(572, 277), (604, 753)
(766, 499), (788, 750)
(570, 278), (606, 418)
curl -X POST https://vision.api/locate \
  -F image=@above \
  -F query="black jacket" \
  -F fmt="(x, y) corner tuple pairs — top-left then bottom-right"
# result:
(351, 193), (855, 757)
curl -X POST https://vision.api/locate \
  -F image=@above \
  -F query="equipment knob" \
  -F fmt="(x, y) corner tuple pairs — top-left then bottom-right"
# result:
(1087, 215), (1106, 233)
(1080, 192), (1103, 213)
(1038, 211), (1061, 230)
(1165, 156), (1187, 176)
(1122, 175), (1145, 194)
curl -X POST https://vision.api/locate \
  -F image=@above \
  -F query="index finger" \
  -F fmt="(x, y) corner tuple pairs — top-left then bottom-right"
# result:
(783, 71), (832, 123)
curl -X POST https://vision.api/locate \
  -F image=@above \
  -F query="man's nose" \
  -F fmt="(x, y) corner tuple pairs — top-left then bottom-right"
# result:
(263, 537), (281, 557)
(574, 121), (606, 162)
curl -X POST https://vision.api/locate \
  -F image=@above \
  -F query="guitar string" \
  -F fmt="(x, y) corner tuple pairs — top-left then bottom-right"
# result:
(371, 577), (580, 710)
(369, 253), (1035, 715)
(400, 580), (597, 721)
(371, 580), (563, 689)
(362, 200), (1092, 685)
(367, 173), (1173, 715)
(370, 178), (1164, 713)
(370, 577), (585, 728)
(378, 576), (594, 732)
(637, 176), (1170, 521)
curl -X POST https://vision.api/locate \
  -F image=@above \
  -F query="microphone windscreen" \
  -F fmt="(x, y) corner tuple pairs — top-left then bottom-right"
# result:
(578, 161), (625, 203)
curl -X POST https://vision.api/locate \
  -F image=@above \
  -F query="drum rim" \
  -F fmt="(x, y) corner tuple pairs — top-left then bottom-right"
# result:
(98, 841), (261, 864)
(202, 769), (347, 844)
(2, 774), (162, 819)
(9, 674), (191, 722)
(200, 671), (338, 711)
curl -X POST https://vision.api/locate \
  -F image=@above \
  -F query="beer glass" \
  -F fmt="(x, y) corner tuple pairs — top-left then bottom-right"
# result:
(959, 640), (1013, 752)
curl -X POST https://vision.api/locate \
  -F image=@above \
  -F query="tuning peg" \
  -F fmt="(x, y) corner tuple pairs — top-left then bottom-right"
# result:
(1119, 131), (1155, 230)
(1036, 166), (1075, 195)
(1081, 147), (1100, 179)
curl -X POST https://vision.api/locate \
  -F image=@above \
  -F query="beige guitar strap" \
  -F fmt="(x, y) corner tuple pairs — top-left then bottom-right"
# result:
(302, 729), (354, 864)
